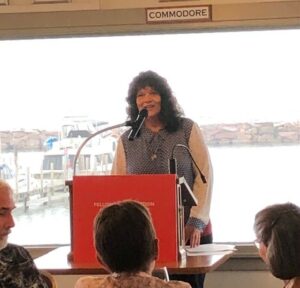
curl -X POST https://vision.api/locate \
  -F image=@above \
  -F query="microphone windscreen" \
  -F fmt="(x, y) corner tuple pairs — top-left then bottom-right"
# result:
(139, 108), (148, 118)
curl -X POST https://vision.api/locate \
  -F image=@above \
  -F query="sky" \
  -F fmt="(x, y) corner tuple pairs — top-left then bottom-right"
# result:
(1, 29), (300, 131)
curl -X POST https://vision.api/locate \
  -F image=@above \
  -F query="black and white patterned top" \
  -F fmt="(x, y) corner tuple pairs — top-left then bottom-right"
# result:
(112, 118), (212, 231)
(0, 244), (48, 288)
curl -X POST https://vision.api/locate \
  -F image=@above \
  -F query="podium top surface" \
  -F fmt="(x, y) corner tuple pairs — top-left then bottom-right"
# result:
(35, 246), (233, 275)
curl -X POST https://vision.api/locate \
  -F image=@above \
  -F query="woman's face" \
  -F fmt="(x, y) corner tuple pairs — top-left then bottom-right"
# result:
(136, 86), (161, 119)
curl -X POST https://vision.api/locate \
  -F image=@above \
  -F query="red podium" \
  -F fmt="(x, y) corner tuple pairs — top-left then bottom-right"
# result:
(68, 174), (183, 265)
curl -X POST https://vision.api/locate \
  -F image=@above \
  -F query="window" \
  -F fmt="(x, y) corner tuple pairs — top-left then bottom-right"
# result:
(1, 29), (299, 245)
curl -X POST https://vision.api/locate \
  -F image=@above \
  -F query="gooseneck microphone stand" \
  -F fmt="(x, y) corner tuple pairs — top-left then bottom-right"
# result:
(73, 121), (131, 176)
(66, 120), (132, 262)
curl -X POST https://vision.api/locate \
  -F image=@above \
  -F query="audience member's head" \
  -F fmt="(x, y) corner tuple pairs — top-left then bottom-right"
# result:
(0, 179), (15, 250)
(254, 202), (300, 280)
(94, 200), (158, 274)
(0, 179), (49, 288)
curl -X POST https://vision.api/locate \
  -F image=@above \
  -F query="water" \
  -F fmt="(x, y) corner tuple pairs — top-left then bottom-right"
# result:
(12, 200), (70, 245)
(4, 145), (300, 245)
(210, 145), (300, 242)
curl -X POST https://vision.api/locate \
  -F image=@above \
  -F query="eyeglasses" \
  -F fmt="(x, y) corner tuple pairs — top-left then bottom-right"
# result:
(254, 239), (261, 249)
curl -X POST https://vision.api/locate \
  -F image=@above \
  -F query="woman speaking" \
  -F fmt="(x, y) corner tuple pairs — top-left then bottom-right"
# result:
(111, 70), (213, 288)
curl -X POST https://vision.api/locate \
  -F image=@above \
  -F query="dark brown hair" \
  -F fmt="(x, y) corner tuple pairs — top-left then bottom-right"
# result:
(254, 202), (300, 280)
(94, 200), (157, 273)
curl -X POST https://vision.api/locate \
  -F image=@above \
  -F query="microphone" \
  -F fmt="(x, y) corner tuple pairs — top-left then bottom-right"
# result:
(128, 108), (148, 141)
(168, 144), (207, 184)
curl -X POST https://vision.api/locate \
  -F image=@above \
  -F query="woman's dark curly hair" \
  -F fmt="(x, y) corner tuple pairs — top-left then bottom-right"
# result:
(126, 70), (184, 132)
(254, 202), (300, 280)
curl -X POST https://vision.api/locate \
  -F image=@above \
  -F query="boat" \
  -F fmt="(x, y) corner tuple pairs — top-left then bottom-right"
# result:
(0, 162), (48, 210)
(37, 116), (117, 192)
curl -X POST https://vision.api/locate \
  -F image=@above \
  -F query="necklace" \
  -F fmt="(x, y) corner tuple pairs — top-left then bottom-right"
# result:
(149, 134), (162, 161)
(150, 146), (160, 160)
(113, 271), (151, 278)
(151, 153), (157, 161)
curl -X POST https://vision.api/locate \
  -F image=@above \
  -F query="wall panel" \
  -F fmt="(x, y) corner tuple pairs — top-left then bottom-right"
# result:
(0, 1), (299, 44)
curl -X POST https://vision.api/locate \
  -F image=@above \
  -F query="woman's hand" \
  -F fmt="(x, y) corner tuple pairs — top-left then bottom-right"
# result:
(185, 225), (202, 248)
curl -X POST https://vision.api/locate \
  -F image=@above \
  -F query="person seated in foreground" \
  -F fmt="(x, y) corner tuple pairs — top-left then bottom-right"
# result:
(0, 179), (48, 288)
(74, 200), (191, 288)
(254, 202), (300, 288)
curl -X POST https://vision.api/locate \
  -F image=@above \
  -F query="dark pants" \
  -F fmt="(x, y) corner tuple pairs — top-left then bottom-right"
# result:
(169, 234), (213, 288)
